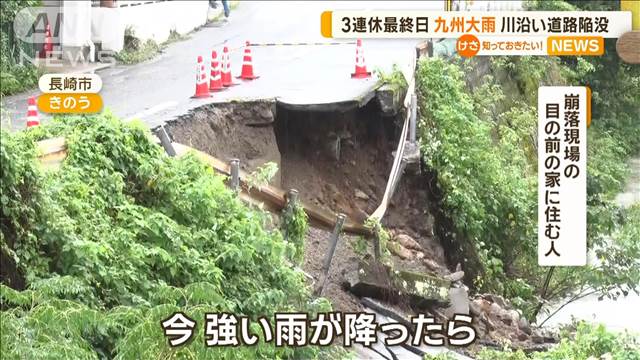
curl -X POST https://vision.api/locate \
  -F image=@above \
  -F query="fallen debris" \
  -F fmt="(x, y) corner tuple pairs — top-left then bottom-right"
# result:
(387, 241), (414, 260)
(393, 232), (422, 251)
(445, 287), (470, 318)
(467, 294), (559, 350)
(343, 258), (451, 306)
(355, 189), (370, 200)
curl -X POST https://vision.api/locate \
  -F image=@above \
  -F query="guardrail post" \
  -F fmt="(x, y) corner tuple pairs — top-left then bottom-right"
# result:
(286, 189), (299, 209)
(157, 125), (176, 157)
(229, 158), (240, 191)
(315, 213), (346, 296)
(282, 189), (299, 240)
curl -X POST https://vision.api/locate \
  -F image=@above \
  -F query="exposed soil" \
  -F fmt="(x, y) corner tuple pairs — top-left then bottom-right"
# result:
(163, 101), (282, 186)
(303, 227), (364, 313)
(161, 98), (453, 306)
(159, 98), (548, 352)
(274, 102), (447, 270)
(161, 99), (452, 308)
(274, 103), (392, 223)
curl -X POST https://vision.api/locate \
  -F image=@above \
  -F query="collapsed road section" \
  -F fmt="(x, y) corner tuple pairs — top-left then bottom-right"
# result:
(34, 90), (560, 357)
(150, 88), (557, 355)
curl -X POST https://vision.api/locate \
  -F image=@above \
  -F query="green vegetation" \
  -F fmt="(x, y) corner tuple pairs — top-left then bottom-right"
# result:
(375, 64), (408, 90)
(245, 161), (278, 191)
(364, 217), (391, 261)
(423, 352), (457, 360)
(1, 0), (41, 96)
(0, 113), (334, 359)
(116, 29), (188, 65)
(475, 322), (640, 360)
(417, 57), (537, 294)
(115, 28), (162, 65)
(115, 38), (161, 64)
(281, 201), (308, 266)
(423, 324), (640, 360)
(352, 236), (368, 256)
(416, 0), (640, 322)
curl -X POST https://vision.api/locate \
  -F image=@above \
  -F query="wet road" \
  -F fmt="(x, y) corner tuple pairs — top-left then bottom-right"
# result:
(2, 1), (442, 129)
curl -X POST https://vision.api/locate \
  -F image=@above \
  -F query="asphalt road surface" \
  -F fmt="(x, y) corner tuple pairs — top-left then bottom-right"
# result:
(2, 1), (447, 128)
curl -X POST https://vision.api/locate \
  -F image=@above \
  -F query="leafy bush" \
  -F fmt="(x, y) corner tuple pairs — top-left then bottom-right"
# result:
(476, 322), (640, 360)
(375, 64), (408, 90)
(115, 28), (189, 65)
(282, 201), (308, 266)
(246, 161), (279, 191)
(0, 65), (40, 96)
(416, 57), (536, 292)
(115, 35), (161, 65)
(0, 113), (332, 359)
(417, 49), (640, 320)
(0, 0), (41, 96)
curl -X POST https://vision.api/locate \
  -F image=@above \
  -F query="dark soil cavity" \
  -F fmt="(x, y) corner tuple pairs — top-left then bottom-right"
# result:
(152, 96), (551, 353)
(275, 102), (445, 263)
(274, 102), (394, 223)
(275, 101), (450, 310)
(159, 99), (450, 311)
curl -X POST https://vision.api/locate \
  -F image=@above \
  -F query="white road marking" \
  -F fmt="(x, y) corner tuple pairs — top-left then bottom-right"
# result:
(125, 101), (178, 122)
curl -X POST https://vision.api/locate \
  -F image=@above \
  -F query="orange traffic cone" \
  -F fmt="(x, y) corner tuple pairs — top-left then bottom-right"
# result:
(192, 55), (211, 98)
(221, 45), (238, 87)
(237, 41), (259, 80)
(26, 96), (40, 128)
(209, 50), (226, 92)
(351, 39), (371, 79)
(39, 24), (53, 58)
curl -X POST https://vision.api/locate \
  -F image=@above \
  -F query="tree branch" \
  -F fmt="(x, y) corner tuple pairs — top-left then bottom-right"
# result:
(538, 289), (599, 327)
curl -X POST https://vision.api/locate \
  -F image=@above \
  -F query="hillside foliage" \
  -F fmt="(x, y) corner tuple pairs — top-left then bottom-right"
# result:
(416, 44), (640, 321)
(0, 113), (330, 359)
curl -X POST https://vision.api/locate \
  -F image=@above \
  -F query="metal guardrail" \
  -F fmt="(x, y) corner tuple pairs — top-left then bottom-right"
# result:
(35, 137), (370, 236)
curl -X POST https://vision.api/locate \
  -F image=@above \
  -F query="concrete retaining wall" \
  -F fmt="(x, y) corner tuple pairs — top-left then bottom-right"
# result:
(93, 1), (209, 52)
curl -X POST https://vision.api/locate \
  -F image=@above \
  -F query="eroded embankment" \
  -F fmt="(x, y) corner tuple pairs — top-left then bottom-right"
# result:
(161, 101), (446, 254)
(163, 101), (283, 186)
(158, 99), (451, 308)
(155, 98), (557, 352)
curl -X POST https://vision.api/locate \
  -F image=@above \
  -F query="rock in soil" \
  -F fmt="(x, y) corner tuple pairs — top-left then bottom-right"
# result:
(393, 233), (422, 251)
(443, 270), (465, 282)
(489, 302), (503, 316)
(423, 258), (445, 273)
(507, 309), (520, 324)
(445, 287), (470, 318)
(259, 107), (272, 120)
(354, 189), (370, 200)
(518, 317), (532, 335)
(387, 241), (413, 260)
(500, 314), (513, 326)
(480, 313), (496, 332)
(532, 334), (544, 344)
(483, 293), (510, 309)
